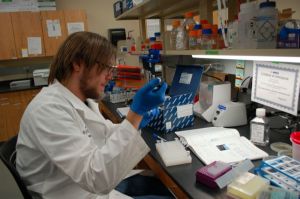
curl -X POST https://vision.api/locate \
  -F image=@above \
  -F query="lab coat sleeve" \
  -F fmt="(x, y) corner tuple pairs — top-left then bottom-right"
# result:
(29, 103), (150, 195)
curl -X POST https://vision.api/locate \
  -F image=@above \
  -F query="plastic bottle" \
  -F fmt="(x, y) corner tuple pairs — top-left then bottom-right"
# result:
(183, 12), (196, 32)
(149, 37), (156, 49)
(176, 23), (186, 50)
(211, 24), (219, 49)
(170, 20), (181, 50)
(227, 20), (239, 49)
(188, 30), (198, 49)
(256, 0), (278, 49)
(201, 24), (213, 50)
(217, 28), (226, 49)
(250, 108), (270, 146)
(154, 32), (163, 50)
(183, 11), (196, 49)
(237, 1), (258, 49)
(196, 29), (202, 49)
(193, 24), (202, 49)
(164, 25), (172, 50)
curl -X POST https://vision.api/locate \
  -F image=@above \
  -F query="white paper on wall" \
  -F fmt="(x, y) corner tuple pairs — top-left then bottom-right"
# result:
(67, 22), (85, 35)
(46, 19), (62, 37)
(27, 37), (42, 55)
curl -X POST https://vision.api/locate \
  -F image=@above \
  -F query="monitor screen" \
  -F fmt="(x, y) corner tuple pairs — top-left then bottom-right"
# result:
(251, 61), (300, 116)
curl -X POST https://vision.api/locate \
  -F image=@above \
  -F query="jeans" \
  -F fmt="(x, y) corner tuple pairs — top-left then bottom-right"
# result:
(115, 174), (175, 199)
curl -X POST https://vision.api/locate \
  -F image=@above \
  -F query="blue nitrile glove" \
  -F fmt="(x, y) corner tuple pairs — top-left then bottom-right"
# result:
(139, 107), (160, 129)
(130, 78), (167, 115)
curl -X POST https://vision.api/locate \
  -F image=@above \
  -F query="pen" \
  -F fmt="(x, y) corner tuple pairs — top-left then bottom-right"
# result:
(153, 133), (167, 142)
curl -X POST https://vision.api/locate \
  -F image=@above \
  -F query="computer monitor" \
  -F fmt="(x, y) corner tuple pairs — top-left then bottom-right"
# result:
(251, 61), (300, 116)
(108, 28), (126, 46)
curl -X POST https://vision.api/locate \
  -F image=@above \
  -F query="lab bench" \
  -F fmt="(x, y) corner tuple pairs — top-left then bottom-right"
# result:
(99, 99), (291, 199)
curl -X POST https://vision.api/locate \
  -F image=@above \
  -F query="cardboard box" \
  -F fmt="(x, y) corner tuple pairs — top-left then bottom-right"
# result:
(148, 65), (204, 133)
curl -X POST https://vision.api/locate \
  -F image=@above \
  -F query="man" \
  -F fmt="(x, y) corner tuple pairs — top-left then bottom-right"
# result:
(16, 31), (169, 198)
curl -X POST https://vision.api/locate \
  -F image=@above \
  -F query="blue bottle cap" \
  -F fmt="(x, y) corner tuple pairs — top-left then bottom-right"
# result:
(154, 32), (161, 37)
(202, 29), (212, 35)
(150, 37), (156, 42)
(260, 1), (276, 8)
(193, 24), (202, 30)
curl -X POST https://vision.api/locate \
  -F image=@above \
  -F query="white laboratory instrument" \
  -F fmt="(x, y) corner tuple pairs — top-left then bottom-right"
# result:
(212, 101), (247, 127)
(194, 81), (231, 122)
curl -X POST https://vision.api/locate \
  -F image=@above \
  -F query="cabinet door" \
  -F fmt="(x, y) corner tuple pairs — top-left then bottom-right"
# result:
(11, 11), (45, 58)
(6, 92), (22, 140)
(0, 89), (40, 141)
(41, 10), (67, 56)
(0, 13), (17, 60)
(0, 95), (9, 141)
(64, 9), (88, 35)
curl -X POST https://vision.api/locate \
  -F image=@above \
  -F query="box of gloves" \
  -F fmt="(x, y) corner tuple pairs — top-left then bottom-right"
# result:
(148, 65), (203, 133)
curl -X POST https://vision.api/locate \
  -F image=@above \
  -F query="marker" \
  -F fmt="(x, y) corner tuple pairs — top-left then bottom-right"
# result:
(153, 133), (167, 142)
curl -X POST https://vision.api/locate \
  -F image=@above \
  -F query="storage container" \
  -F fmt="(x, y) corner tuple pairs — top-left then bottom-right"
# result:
(33, 69), (49, 86)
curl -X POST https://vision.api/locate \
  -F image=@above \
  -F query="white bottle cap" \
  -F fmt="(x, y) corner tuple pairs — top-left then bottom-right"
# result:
(256, 108), (266, 117)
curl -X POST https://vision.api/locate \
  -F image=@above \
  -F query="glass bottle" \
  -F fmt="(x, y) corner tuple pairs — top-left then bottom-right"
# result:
(250, 108), (270, 146)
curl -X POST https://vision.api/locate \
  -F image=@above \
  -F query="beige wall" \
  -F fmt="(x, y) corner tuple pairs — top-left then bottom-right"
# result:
(55, 0), (141, 39)
(276, 0), (300, 19)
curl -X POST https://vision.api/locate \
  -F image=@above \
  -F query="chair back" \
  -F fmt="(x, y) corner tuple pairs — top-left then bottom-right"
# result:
(0, 135), (32, 199)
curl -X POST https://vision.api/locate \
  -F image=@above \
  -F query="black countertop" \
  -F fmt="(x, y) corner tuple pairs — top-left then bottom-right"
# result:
(100, 99), (292, 199)
(0, 79), (45, 93)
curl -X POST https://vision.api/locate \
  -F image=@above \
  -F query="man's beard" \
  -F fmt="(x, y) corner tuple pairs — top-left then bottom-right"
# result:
(79, 69), (102, 100)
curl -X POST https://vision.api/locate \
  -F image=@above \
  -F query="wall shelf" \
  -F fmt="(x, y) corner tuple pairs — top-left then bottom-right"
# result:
(116, 0), (300, 63)
(116, 0), (200, 20)
(165, 49), (300, 63)
(165, 49), (300, 57)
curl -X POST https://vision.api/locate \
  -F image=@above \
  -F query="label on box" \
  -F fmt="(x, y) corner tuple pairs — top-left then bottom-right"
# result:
(177, 104), (193, 118)
(166, 122), (172, 130)
(179, 72), (192, 84)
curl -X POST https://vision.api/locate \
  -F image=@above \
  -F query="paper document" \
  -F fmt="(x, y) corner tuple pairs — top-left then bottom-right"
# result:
(46, 19), (62, 37)
(27, 37), (42, 55)
(175, 127), (268, 165)
(252, 61), (300, 116)
(67, 22), (85, 35)
(116, 107), (130, 118)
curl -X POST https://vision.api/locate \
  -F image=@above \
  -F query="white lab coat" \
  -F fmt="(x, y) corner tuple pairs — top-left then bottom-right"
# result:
(16, 81), (150, 199)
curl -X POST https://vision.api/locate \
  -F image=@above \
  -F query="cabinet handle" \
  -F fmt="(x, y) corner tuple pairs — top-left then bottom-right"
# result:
(0, 102), (9, 106)
(0, 97), (9, 101)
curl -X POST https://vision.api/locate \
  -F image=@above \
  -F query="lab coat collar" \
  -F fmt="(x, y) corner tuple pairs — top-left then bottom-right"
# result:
(52, 80), (102, 123)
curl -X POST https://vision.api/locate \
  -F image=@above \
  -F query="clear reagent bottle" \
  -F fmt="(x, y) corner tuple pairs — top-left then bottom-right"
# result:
(250, 108), (270, 146)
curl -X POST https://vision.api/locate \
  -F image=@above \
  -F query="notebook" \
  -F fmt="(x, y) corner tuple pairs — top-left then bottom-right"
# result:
(175, 127), (268, 165)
